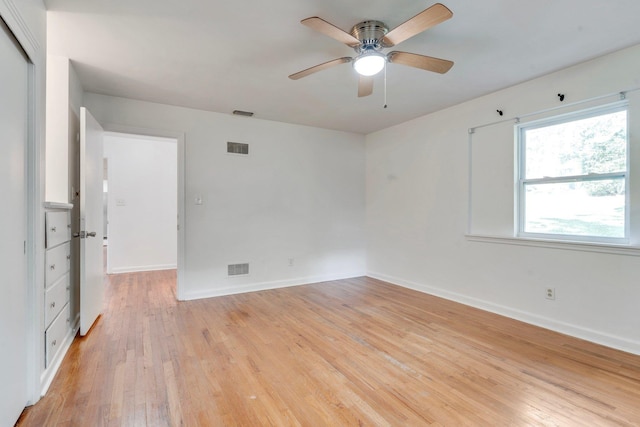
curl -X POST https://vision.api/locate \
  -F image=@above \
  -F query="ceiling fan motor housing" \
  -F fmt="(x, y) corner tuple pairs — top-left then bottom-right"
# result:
(351, 20), (388, 53)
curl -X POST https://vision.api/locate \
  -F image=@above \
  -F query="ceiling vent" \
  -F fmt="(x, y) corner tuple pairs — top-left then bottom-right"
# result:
(228, 263), (249, 276)
(227, 141), (249, 155)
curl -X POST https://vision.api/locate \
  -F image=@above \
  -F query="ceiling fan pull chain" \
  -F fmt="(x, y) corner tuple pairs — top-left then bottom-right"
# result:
(384, 61), (388, 109)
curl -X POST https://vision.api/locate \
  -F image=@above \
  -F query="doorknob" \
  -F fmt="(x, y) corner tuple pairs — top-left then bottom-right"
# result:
(73, 231), (97, 238)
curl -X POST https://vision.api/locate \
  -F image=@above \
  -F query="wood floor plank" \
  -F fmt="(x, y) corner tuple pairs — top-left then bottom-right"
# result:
(17, 272), (640, 426)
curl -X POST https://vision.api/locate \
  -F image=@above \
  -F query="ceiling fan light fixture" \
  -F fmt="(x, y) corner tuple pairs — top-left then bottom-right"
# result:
(353, 51), (386, 76)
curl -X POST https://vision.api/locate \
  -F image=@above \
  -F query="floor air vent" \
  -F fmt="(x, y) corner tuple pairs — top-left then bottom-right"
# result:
(228, 263), (249, 276)
(227, 141), (249, 155)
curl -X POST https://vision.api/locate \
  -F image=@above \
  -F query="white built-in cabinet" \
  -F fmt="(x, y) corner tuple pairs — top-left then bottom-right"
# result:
(44, 210), (71, 366)
(42, 204), (77, 389)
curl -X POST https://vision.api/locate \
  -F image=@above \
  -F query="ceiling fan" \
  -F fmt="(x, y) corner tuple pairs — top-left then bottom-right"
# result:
(289, 3), (454, 98)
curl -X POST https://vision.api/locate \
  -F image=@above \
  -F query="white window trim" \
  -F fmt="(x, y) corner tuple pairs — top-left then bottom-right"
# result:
(465, 234), (640, 257)
(515, 101), (630, 245)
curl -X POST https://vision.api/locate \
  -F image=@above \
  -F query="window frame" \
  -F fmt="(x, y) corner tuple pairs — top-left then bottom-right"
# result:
(515, 101), (630, 244)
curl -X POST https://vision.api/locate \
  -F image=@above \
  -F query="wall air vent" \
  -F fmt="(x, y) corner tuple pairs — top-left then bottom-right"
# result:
(227, 141), (249, 155)
(232, 110), (254, 117)
(228, 263), (249, 276)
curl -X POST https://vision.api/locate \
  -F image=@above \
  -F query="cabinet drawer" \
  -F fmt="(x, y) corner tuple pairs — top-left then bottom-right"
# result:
(45, 273), (70, 328)
(45, 242), (71, 287)
(45, 303), (70, 367)
(46, 211), (71, 248)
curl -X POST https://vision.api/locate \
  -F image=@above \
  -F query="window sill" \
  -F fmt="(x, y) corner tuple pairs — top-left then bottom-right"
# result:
(465, 234), (640, 257)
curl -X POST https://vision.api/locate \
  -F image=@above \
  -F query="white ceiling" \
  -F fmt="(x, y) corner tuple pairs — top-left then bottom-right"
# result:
(45, 0), (640, 134)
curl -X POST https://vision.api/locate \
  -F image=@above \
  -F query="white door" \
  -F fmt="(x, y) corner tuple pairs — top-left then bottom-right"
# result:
(80, 107), (105, 335)
(0, 18), (29, 425)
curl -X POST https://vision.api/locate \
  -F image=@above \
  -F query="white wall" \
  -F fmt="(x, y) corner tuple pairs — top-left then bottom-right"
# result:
(45, 55), (69, 202)
(366, 44), (640, 355)
(69, 62), (83, 118)
(84, 94), (367, 299)
(104, 133), (177, 273)
(45, 56), (83, 202)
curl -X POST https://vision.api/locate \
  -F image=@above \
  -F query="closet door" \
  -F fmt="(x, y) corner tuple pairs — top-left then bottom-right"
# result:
(0, 17), (29, 425)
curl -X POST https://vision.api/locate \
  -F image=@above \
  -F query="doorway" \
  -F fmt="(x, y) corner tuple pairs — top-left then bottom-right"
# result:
(103, 132), (178, 278)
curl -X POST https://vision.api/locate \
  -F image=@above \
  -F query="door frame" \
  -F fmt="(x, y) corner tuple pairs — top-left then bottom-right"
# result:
(0, 7), (46, 406)
(100, 123), (186, 299)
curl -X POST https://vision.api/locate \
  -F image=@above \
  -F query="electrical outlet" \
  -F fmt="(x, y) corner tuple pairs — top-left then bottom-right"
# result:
(545, 287), (555, 300)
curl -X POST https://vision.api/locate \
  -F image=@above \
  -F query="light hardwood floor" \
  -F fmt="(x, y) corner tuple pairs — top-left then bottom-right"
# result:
(18, 272), (640, 426)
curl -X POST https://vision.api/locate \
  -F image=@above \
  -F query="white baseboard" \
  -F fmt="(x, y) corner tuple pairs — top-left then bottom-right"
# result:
(109, 263), (177, 274)
(181, 271), (367, 301)
(367, 271), (640, 356)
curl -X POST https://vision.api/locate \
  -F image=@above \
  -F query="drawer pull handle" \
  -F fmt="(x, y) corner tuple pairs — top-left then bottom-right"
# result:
(50, 226), (57, 232)
(50, 302), (56, 308)
(50, 264), (56, 270)
(52, 339), (57, 347)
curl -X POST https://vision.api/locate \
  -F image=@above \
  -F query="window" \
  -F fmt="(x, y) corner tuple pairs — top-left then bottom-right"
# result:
(517, 103), (628, 243)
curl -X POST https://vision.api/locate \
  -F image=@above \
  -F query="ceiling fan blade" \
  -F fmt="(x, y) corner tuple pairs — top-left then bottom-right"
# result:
(388, 51), (453, 74)
(288, 57), (352, 80)
(383, 3), (453, 47)
(358, 76), (374, 97)
(301, 17), (361, 47)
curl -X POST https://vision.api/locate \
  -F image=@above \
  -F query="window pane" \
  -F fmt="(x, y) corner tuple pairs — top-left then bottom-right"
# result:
(523, 179), (625, 238)
(524, 110), (627, 179)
